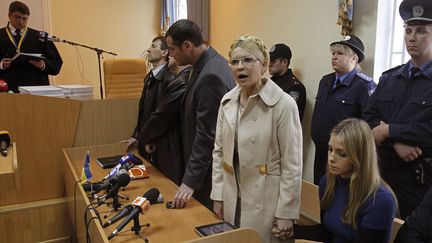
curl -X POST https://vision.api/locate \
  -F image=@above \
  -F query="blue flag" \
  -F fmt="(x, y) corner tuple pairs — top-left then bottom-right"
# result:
(80, 151), (92, 183)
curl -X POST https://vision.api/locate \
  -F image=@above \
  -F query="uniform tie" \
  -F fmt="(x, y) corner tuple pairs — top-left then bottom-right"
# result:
(410, 67), (421, 80)
(14, 29), (21, 44)
(334, 78), (341, 90)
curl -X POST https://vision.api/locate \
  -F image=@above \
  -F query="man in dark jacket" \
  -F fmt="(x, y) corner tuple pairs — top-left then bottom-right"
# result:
(269, 43), (306, 121)
(165, 19), (235, 209)
(125, 36), (187, 185)
(0, 1), (63, 93)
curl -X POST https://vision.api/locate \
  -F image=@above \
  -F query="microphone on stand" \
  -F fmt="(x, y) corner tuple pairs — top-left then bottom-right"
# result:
(107, 188), (160, 240)
(39, 31), (64, 43)
(0, 131), (11, 157)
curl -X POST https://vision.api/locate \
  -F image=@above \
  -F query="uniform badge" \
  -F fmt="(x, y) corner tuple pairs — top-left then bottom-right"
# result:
(270, 45), (276, 53)
(342, 35), (351, 41)
(413, 5), (424, 17)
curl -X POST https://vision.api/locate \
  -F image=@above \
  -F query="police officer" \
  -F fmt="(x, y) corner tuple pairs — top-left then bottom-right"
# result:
(364, 0), (432, 219)
(311, 35), (376, 185)
(269, 44), (306, 121)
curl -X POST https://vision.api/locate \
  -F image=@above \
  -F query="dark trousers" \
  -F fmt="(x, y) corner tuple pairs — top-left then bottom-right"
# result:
(314, 146), (328, 185)
(380, 158), (432, 219)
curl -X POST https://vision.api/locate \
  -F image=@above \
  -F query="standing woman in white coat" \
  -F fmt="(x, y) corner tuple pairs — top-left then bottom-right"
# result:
(210, 35), (303, 242)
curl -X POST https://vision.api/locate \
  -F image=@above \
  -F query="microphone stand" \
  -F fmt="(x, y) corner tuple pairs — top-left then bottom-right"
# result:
(131, 216), (150, 243)
(57, 38), (117, 99)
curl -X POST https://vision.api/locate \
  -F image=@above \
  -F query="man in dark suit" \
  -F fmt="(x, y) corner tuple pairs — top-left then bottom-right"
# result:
(125, 36), (189, 186)
(165, 19), (236, 209)
(0, 1), (62, 93)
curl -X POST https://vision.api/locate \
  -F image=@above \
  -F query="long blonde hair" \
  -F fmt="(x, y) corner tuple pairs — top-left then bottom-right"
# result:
(320, 118), (396, 229)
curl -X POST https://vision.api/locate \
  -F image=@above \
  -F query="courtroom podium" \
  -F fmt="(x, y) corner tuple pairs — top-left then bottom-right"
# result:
(0, 93), (138, 242)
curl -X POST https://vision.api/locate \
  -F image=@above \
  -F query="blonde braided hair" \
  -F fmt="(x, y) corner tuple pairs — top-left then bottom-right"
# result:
(229, 35), (268, 63)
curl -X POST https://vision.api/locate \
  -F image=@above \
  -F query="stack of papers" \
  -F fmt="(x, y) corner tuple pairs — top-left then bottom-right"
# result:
(18, 85), (65, 98)
(55, 84), (93, 100)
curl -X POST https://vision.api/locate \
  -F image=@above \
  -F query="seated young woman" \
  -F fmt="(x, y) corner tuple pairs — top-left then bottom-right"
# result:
(293, 118), (397, 243)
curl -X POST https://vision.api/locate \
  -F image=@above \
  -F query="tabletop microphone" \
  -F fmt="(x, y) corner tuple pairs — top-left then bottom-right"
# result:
(105, 153), (139, 180)
(107, 188), (160, 240)
(99, 173), (131, 203)
(102, 204), (134, 228)
(0, 131), (11, 157)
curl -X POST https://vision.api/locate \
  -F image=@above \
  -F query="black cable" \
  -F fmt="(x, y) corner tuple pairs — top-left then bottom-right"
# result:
(86, 216), (101, 243)
(72, 180), (81, 243)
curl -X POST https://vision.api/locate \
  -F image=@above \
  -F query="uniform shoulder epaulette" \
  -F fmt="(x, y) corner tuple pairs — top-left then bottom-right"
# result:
(381, 64), (404, 75)
(356, 72), (373, 82)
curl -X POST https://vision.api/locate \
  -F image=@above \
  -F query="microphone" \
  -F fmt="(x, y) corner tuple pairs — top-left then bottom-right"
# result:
(107, 188), (160, 240)
(99, 173), (131, 203)
(0, 80), (8, 92)
(39, 31), (63, 43)
(0, 131), (11, 157)
(102, 204), (133, 228)
(105, 153), (139, 180)
(83, 168), (128, 192)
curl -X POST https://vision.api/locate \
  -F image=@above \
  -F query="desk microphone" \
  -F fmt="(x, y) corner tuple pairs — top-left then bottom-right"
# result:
(0, 131), (11, 157)
(107, 188), (160, 240)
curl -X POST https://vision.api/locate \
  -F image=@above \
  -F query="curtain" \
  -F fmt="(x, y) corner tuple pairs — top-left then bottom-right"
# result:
(161, 0), (176, 36)
(187, 0), (209, 42)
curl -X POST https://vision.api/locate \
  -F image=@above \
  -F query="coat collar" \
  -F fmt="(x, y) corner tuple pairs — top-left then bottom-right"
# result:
(222, 78), (283, 107)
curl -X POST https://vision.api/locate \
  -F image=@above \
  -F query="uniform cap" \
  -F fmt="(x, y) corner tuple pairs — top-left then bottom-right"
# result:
(399, 0), (432, 24)
(330, 35), (365, 63)
(269, 44), (292, 61)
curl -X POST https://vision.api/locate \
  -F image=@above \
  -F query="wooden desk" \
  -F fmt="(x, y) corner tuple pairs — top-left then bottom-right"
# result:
(64, 143), (219, 243)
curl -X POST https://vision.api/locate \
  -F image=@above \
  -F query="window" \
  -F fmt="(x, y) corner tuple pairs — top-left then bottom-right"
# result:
(175, 0), (187, 20)
(374, 0), (409, 80)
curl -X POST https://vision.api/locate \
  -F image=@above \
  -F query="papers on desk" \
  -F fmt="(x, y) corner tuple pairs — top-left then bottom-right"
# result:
(56, 84), (93, 100)
(11, 52), (45, 64)
(18, 85), (65, 97)
(18, 84), (93, 100)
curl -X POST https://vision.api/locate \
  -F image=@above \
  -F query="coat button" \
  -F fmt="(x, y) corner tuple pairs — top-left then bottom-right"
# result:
(342, 100), (346, 104)
(422, 101), (426, 105)
(249, 137), (256, 143)
(254, 184), (259, 188)
(252, 116), (257, 121)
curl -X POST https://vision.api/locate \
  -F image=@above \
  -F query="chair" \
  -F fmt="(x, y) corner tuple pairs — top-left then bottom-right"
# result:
(103, 58), (147, 99)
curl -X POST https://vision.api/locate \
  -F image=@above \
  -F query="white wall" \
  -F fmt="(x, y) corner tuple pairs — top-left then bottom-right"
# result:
(210, 0), (378, 181)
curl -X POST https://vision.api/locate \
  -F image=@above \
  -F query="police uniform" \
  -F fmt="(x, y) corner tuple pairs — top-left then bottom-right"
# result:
(364, 0), (432, 219)
(311, 35), (376, 185)
(271, 69), (306, 121)
(270, 43), (307, 121)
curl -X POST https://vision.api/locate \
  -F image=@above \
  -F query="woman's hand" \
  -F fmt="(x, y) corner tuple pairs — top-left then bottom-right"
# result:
(272, 218), (294, 240)
(213, 200), (224, 219)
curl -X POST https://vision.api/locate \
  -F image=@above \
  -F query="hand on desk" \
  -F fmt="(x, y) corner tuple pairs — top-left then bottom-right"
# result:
(173, 183), (194, 208)
(121, 137), (138, 152)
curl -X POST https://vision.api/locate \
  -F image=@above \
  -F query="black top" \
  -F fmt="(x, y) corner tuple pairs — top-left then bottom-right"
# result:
(271, 68), (306, 121)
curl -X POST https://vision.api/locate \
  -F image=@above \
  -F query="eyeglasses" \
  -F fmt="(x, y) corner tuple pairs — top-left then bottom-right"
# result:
(229, 56), (259, 66)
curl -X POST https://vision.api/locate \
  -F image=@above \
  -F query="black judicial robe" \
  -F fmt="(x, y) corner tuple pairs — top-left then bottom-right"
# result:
(0, 26), (63, 92)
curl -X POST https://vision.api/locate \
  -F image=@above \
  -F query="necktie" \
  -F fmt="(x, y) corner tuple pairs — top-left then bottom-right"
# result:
(410, 67), (421, 80)
(14, 29), (21, 44)
(334, 78), (341, 90)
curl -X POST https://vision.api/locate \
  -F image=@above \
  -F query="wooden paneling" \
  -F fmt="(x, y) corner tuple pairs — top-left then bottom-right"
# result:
(0, 143), (20, 191)
(0, 94), (82, 205)
(0, 198), (72, 243)
(64, 143), (219, 243)
(73, 98), (138, 147)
